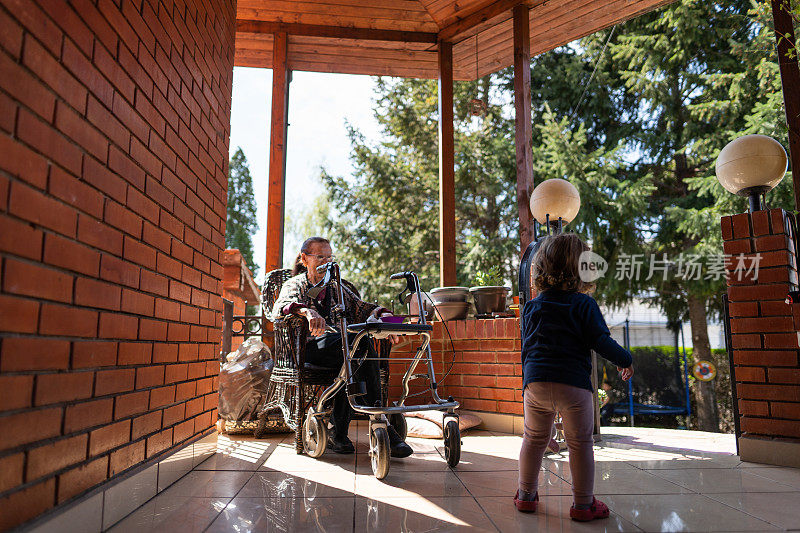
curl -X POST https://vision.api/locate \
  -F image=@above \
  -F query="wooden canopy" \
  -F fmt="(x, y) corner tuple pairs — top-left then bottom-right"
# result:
(247, 0), (682, 282)
(235, 0), (674, 80)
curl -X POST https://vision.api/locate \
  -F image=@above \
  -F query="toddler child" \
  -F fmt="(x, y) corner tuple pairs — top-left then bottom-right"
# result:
(515, 233), (633, 522)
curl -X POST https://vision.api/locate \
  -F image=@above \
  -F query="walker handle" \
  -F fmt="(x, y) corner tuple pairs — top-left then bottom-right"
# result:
(390, 271), (411, 280)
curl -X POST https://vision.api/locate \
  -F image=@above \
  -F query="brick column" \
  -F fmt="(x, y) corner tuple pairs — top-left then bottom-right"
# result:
(722, 209), (800, 467)
(0, 0), (236, 528)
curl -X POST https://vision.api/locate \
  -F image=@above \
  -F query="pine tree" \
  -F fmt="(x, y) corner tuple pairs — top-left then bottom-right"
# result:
(605, 0), (768, 432)
(316, 76), (520, 302)
(226, 148), (259, 275)
(308, 0), (788, 432)
(315, 50), (651, 303)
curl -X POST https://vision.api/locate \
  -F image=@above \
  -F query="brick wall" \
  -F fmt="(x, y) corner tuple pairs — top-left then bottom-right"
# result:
(721, 209), (800, 443)
(0, 0), (236, 529)
(387, 318), (523, 415)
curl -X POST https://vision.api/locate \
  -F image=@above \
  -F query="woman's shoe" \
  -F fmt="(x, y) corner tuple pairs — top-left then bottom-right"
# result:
(513, 490), (538, 512)
(387, 425), (413, 458)
(570, 497), (610, 521)
(327, 434), (355, 454)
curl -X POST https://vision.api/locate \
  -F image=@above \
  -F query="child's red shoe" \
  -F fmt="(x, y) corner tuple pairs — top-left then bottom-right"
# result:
(570, 497), (609, 521)
(513, 490), (538, 512)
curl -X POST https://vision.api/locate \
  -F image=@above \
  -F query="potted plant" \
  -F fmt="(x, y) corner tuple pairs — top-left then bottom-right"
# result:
(469, 266), (510, 316)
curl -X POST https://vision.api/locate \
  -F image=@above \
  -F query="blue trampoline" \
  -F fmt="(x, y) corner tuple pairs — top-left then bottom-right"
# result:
(601, 318), (692, 426)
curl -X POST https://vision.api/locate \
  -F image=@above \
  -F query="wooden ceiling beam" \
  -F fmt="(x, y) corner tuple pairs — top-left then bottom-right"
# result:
(438, 0), (543, 44)
(236, 19), (438, 43)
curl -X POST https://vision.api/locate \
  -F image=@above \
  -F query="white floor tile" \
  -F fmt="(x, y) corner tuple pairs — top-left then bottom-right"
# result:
(108, 496), (229, 533)
(355, 470), (470, 498)
(207, 496), (355, 532)
(478, 495), (643, 532)
(103, 465), (158, 530)
(457, 469), (571, 497)
(158, 470), (253, 498)
(647, 468), (797, 493)
(705, 491), (800, 530)
(599, 494), (778, 532)
(355, 496), (497, 532)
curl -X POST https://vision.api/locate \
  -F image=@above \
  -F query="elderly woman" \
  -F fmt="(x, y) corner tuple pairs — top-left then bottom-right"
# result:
(272, 236), (412, 457)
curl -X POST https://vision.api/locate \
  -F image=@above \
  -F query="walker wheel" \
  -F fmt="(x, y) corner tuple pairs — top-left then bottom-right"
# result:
(370, 426), (390, 479)
(303, 410), (327, 458)
(443, 420), (460, 467)
(389, 413), (407, 441)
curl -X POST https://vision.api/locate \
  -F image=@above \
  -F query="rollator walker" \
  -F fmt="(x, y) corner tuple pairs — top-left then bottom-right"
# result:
(301, 262), (461, 479)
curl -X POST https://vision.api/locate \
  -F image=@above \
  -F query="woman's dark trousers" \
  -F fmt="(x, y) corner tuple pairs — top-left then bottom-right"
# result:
(304, 331), (380, 438)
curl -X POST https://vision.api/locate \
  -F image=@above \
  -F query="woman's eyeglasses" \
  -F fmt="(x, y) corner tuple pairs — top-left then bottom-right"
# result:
(305, 254), (336, 262)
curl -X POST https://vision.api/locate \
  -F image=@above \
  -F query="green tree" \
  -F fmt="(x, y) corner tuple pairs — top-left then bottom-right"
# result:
(690, 0), (794, 214)
(603, 0), (792, 432)
(316, 76), (520, 303)
(226, 148), (259, 275)
(316, 46), (651, 304)
(307, 0), (791, 433)
(529, 0), (792, 432)
(495, 29), (656, 308)
(530, 105), (654, 308)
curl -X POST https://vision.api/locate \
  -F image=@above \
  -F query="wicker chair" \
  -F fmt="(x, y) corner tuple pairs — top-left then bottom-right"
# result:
(256, 268), (390, 453)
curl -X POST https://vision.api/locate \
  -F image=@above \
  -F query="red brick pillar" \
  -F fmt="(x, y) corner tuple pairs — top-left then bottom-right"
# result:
(0, 0), (236, 528)
(722, 209), (800, 466)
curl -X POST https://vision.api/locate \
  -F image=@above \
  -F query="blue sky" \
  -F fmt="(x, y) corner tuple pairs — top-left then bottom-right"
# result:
(228, 68), (382, 280)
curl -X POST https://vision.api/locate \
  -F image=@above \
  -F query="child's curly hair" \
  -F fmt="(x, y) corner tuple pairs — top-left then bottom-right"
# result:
(532, 233), (595, 294)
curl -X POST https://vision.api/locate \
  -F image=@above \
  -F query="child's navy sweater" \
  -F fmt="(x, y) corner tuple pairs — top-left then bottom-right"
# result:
(521, 289), (632, 392)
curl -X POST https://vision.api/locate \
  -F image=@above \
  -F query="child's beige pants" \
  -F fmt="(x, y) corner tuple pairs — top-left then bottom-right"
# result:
(518, 381), (595, 505)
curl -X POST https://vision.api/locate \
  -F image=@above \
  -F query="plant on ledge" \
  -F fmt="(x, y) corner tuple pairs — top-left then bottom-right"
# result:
(474, 266), (504, 287)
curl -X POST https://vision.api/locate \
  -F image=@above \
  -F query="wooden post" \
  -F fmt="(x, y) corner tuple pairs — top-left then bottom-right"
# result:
(221, 298), (233, 361)
(772, 0), (800, 210)
(591, 351), (602, 440)
(513, 5), (534, 253)
(438, 40), (457, 287)
(266, 32), (290, 272)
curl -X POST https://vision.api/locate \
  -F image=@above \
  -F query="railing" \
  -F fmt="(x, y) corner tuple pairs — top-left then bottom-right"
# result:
(722, 293), (741, 453)
(220, 298), (274, 362)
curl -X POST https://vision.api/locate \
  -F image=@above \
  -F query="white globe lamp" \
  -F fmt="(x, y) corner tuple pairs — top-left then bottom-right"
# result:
(529, 178), (581, 234)
(715, 135), (787, 212)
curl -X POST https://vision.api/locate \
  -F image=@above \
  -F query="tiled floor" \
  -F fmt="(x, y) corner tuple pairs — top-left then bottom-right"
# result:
(109, 424), (800, 532)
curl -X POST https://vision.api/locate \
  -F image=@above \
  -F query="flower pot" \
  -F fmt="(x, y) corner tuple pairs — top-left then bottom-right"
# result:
(469, 286), (510, 315)
(430, 286), (469, 303)
(433, 301), (469, 321)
